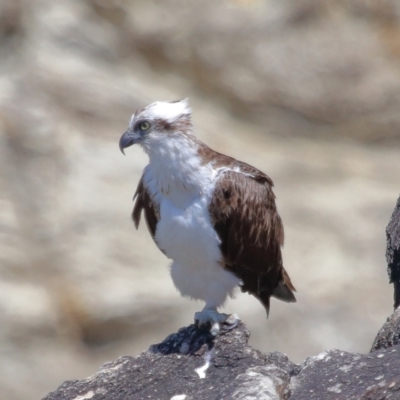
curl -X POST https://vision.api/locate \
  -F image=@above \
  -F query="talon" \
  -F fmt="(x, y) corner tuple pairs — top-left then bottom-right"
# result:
(221, 313), (240, 331)
(210, 322), (220, 336)
(194, 308), (240, 335)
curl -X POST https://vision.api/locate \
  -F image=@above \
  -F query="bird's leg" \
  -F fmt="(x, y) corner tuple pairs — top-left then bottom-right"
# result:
(194, 306), (240, 336)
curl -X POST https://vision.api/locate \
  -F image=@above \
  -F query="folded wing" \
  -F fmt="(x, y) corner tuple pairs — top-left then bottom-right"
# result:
(209, 163), (296, 316)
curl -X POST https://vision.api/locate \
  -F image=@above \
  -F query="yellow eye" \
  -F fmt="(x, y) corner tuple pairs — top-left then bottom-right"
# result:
(139, 121), (151, 131)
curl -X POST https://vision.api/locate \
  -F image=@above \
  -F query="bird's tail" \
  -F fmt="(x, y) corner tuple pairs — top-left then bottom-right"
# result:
(272, 267), (297, 303)
(256, 268), (296, 318)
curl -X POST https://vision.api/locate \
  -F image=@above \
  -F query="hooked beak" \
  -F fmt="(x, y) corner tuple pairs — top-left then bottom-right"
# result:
(119, 131), (138, 155)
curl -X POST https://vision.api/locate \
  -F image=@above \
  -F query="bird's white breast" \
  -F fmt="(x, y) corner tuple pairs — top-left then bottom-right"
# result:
(154, 191), (240, 307)
(145, 159), (223, 278)
(156, 195), (220, 266)
(142, 137), (240, 307)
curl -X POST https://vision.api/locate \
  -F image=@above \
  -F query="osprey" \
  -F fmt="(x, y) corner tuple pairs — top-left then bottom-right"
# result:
(119, 99), (296, 335)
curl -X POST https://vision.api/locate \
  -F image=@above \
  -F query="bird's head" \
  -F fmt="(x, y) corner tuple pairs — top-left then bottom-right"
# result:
(119, 99), (192, 155)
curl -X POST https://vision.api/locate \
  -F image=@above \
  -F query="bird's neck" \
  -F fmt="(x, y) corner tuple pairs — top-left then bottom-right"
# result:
(144, 135), (215, 204)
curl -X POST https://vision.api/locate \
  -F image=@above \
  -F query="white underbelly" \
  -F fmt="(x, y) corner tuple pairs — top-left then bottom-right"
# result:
(156, 196), (221, 267)
(155, 197), (240, 307)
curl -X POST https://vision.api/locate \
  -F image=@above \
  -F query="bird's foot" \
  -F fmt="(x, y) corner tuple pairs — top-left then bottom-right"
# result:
(194, 309), (240, 336)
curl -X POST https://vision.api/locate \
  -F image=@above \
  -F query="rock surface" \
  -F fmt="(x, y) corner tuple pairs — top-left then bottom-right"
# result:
(44, 322), (400, 400)
(291, 346), (400, 400)
(371, 196), (400, 352)
(371, 307), (400, 352)
(386, 196), (400, 308)
(44, 323), (294, 400)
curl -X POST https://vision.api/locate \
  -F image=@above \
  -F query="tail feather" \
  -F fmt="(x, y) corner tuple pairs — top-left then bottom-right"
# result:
(257, 292), (271, 318)
(241, 268), (296, 318)
(272, 282), (296, 303)
(272, 268), (296, 303)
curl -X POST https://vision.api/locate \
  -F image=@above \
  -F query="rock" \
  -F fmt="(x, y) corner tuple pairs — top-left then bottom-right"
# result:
(386, 196), (400, 309)
(44, 323), (295, 400)
(371, 307), (400, 352)
(290, 347), (400, 400)
(44, 322), (400, 400)
(370, 195), (400, 352)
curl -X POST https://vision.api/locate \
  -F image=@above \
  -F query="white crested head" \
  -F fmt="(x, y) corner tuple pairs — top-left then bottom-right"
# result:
(139, 99), (191, 124)
(120, 99), (195, 156)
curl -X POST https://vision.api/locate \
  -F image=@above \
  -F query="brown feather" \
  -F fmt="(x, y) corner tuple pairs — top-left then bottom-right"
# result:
(132, 177), (160, 245)
(209, 159), (296, 317)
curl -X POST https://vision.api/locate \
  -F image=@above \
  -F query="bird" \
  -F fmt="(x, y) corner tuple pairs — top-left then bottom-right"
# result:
(119, 99), (296, 335)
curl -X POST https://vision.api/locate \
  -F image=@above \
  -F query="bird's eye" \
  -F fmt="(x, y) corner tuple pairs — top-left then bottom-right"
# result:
(139, 121), (151, 131)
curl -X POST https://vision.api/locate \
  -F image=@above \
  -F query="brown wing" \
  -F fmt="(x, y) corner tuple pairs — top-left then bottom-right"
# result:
(210, 166), (296, 316)
(132, 176), (160, 246)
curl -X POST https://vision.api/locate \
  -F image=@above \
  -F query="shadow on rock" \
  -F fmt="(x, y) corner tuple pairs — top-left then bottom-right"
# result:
(149, 324), (215, 356)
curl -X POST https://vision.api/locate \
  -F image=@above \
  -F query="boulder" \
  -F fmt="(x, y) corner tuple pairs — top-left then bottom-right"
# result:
(371, 307), (400, 352)
(371, 195), (400, 352)
(44, 322), (400, 400)
(386, 196), (400, 309)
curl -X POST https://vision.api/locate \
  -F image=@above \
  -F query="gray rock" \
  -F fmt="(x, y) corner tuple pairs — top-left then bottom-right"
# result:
(44, 322), (400, 400)
(290, 346), (400, 400)
(371, 307), (400, 352)
(371, 195), (400, 352)
(386, 196), (400, 309)
(44, 323), (294, 400)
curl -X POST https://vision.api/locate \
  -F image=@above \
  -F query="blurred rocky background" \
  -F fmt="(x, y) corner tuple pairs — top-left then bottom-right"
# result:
(0, 0), (399, 399)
